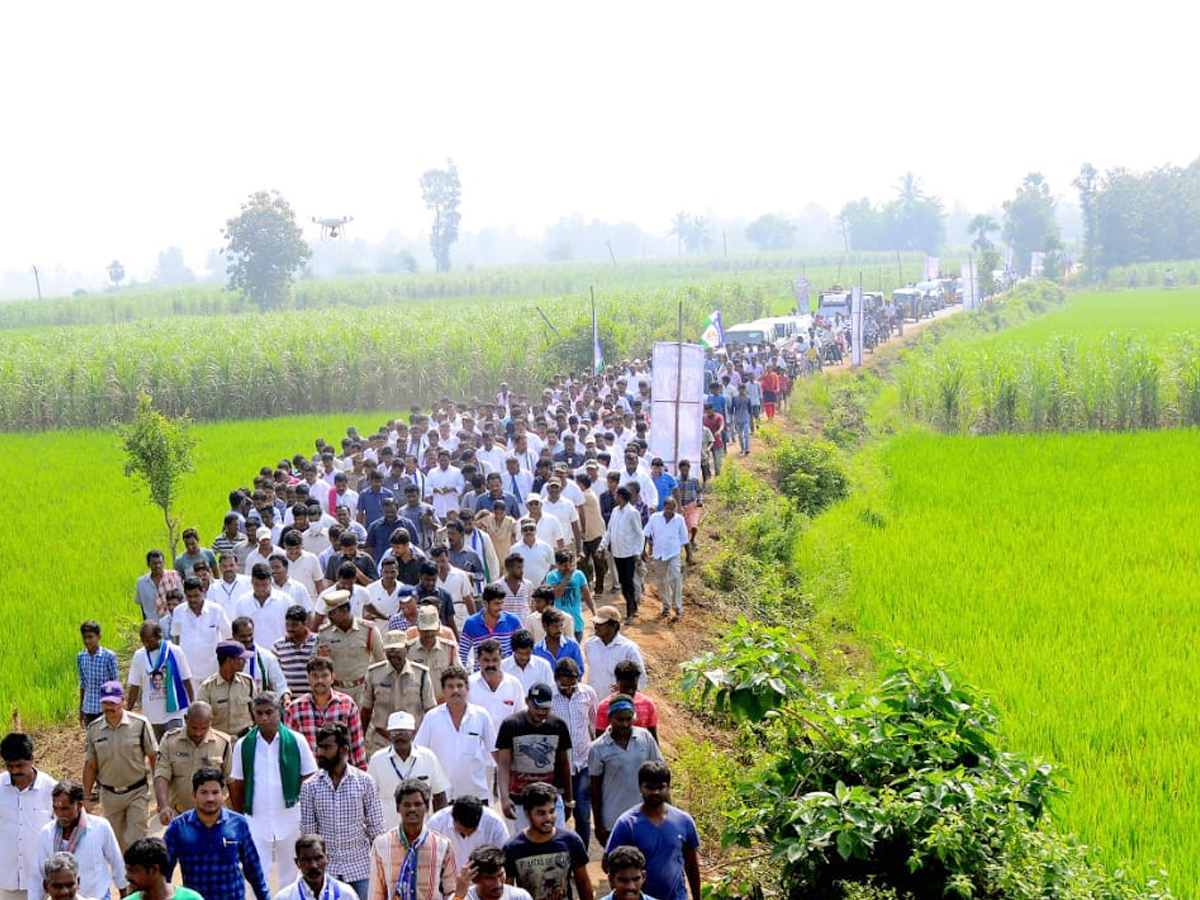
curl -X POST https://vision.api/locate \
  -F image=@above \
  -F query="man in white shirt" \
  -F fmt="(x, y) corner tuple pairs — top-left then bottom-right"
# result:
(0, 733), (56, 900)
(583, 607), (647, 693)
(229, 693), (318, 888)
(234, 565), (293, 650)
(466, 641), (526, 735)
(171, 578), (232, 683)
(431, 546), (476, 632)
(425, 451), (465, 519)
(276, 834), (357, 900)
(366, 712), (450, 831)
(364, 558), (408, 624)
(243, 528), (282, 576)
(643, 496), (689, 619)
(601, 487), (645, 622)
(510, 521), (556, 589)
(540, 481), (581, 557)
(502, 458), (533, 517)
(268, 555), (312, 612)
(282, 533), (326, 603)
(414, 666), (498, 803)
(30, 781), (126, 900)
(524, 497), (567, 552)
(501, 630), (555, 693)
(617, 452), (658, 510)
(209, 554), (252, 613)
(127, 620), (195, 740)
(426, 800), (511, 875)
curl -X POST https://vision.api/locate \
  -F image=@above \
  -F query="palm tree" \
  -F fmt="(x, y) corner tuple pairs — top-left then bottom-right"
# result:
(968, 214), (999, 252)
(669, 211), (690, 258)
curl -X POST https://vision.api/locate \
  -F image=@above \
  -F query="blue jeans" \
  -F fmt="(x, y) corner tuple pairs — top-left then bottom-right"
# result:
(347, 880), (369, 900)
(734, 420), (751, 452)
(570, 768), (592, 848)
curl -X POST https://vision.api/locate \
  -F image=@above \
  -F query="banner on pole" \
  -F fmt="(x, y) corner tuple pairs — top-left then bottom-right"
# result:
(649, 342), (706, 470)
(1004, 246), (1014, 271)
(794, 276), (810, 312)
(698, 310), (724, 349)
(924, 256), (940, 281)
(592, 302), (603, 374)
(961, 263), (978, 310)
(851, 287), (864, 366)
(1030, 251), (1045, 278)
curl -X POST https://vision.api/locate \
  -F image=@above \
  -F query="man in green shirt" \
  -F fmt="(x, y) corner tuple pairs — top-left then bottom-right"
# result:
(123, 837), (204, 900)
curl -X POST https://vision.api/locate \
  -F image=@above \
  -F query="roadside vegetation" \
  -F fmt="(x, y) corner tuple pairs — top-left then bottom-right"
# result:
(680, 284), (1195, 899)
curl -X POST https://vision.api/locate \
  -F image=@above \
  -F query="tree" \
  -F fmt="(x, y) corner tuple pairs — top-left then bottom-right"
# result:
(1073, 163), (1099, 272)
(745, 214), (797, 252)
(120, 392), (196, 562)
(420, 159), (462, 273)
(107, 260), (125, 286)
(154, 246), (196, 285)
(222, 189), (310, 310)
(1002, 173), (1059, 273)
(967, 214), (998, 252)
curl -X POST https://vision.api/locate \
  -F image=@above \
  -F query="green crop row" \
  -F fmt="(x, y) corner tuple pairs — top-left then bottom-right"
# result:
(798, 430), (1200, 895)
(0, 280), (770, 431)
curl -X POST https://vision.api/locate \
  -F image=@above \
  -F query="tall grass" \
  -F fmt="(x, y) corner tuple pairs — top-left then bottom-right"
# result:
(0, 282), (769, 431)
(799, 430), (1200, 894)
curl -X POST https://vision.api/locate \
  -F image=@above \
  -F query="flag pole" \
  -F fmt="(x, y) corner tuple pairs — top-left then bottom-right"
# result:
(591, 286), (598, 374)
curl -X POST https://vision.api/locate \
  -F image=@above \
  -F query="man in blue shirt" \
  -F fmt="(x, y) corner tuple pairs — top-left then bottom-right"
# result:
(78, 620), (119, 727)
(603, 762), (699, 900)
(163, 767), (269, 900)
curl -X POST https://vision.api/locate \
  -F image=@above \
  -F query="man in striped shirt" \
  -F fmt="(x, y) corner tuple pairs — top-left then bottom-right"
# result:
(368, 779), (456, 900)
(458, 586), (523, 669)
(273, 606), (318, 697)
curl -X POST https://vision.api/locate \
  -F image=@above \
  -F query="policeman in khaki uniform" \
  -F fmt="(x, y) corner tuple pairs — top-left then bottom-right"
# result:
(314, 589), (384, 707)
(195, 641), (256, 737)
(152, 700), (232, 823)
(361, 630), (437, 754)
(82, 681), (157, 851)
(405, 606), (459, 697)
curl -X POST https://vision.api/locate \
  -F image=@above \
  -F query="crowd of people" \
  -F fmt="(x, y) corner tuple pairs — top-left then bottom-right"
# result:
(0, 351), (804, 900)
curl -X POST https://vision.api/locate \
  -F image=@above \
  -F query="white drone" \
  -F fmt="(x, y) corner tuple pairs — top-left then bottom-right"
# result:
(312, 216), (353, 239)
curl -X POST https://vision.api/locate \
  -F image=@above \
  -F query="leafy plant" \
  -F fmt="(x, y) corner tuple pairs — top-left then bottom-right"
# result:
(773, 438), (851, 516)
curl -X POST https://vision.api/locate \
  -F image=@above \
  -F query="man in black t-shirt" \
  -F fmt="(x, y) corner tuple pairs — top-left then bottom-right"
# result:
(496, 683), (574, 829)
(504, 782), (593, 900)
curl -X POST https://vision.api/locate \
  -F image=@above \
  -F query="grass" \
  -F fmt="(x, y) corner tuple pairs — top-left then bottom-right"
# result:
(3, 411), (396, 725)
(800, 430), (1200, 892)
(984, 288), (1200, 347)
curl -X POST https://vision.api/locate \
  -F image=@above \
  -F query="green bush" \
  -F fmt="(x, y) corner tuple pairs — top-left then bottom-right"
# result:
(773, 438), (851, 516)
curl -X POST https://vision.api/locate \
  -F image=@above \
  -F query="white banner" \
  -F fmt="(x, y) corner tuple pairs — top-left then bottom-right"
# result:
(851, 287), (863, 366)
(649, 342), (706, 470)
(1004, 246), (1014, 270)
(924, 256), (939, 281)
(1030, 251), (1045, 278)
(961, 263), (978, 310)
(794, 276), (810, 312)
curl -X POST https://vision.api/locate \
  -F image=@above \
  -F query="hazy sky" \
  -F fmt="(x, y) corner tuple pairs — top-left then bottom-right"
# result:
(3, 1), (1196, 280)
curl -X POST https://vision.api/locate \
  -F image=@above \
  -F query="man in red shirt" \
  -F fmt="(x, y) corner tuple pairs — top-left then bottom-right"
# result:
(701, 404), (725, 478)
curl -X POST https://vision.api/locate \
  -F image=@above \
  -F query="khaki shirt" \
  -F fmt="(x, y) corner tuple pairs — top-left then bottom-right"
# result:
(316, 618), (385, 687)
(154, 726), (233, 811)
(363, 659), (436, 747)
(196, 671), (256, 737)
(84, 710), (156, 790)
(405, 638), (458, 698)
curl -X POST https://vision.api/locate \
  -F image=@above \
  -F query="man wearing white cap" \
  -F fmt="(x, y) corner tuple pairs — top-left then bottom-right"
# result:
(242, 528), (281, 576)
(366, 712), (449, 830)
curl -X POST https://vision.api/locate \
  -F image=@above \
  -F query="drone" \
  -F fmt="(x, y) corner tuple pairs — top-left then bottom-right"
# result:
(312, 216), (353, 239)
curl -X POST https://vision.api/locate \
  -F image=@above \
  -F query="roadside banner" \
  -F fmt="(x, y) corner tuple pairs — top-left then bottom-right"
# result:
(794, 276), (810, 312)
(698, 309), (724, 349)
(650, 342), (705, 469)
(1030, 251), (1045, 278)
(1004, 246), (1014, 271)
(962, 263), (978, 309)
(851, 287), (864, 366)
(592, 297), (603, 374)
(924, 256), (939, 281)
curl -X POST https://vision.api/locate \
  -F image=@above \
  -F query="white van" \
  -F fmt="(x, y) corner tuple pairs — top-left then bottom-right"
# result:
(723, 319), (774, 349)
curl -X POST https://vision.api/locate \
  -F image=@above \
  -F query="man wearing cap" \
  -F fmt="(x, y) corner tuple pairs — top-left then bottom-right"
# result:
(152, 701), (232, 823)
(82, 681), (158, 851)
(584, 608), (647, 695)
(366, 712), (449, 830)
(511, 520), (556, 589)
(406, 607), (459, 691)
(0, 732), (56, 900)
(314, 590), (385, 707)
(196, 641), (257, 737)
(285, 657), (368, 769)
(495, 683), (573, 829)
(362, 632), (437, 755)
(243, 527), (281, 576)
(524, 495), (567, 552)
(233, 564), (292, 649)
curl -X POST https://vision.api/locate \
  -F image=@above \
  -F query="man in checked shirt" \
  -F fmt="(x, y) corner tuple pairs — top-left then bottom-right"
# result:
(285, 658), (368, 770)
(300, 724), (386, 900)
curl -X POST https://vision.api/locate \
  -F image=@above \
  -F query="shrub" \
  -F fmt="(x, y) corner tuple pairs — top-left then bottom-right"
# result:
(773, 437), (851, 516)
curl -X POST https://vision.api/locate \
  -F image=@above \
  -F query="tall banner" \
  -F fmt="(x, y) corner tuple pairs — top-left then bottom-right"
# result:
(1004, 246), (1014, 271)
(924, 256), (939, 281)
(698, 310), (724, 349)
(591, 292), (603, 374)
(1030, 251), (1045, 278)
(851, 287), (864, 366)
(650, 342), (705, 470)
(961, 263), (978, 310)
(794, 276), (810, 312)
